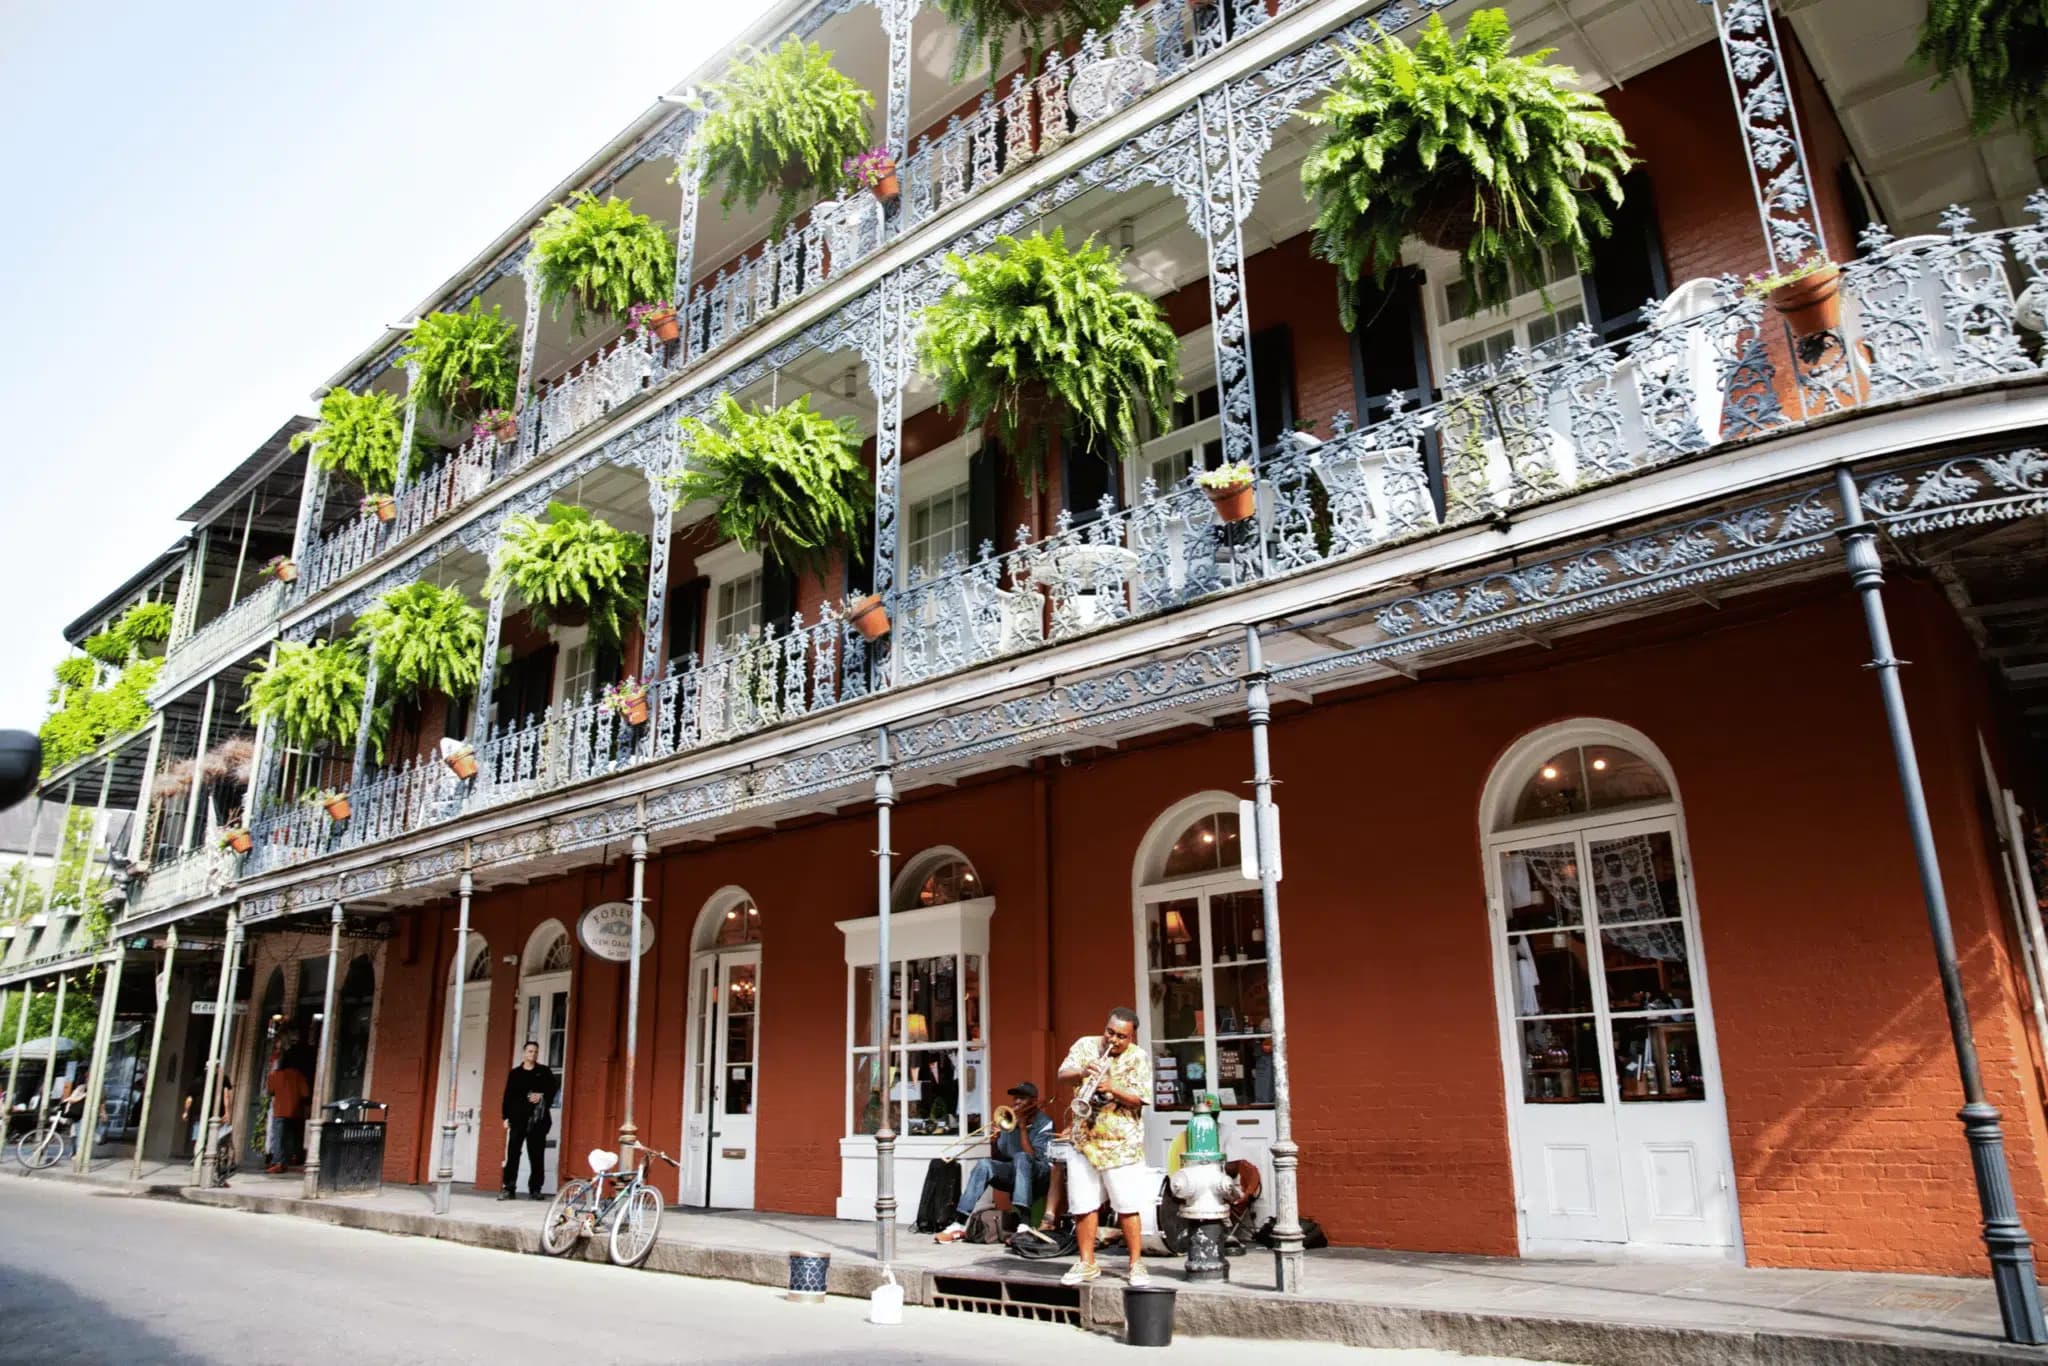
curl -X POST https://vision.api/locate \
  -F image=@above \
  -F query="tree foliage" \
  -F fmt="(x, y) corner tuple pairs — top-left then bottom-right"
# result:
(354, 582), (485, 701)
(671, 394), (871, 578)
(0, 983), (101, 1078)
(1917, 0), (2048, 150)
(692, 39), (873, 237)
(241, 639), (367, 751)
(531, 193), (676, 335)
(930, 0), (1129, 84)
(0, 811), (114, 931)
(1301, 8), (1632, 323)
(402, 302), (520, 425)
(915, 228), (1178, 484)
(486, 502), (649, 651)
(291, 388), (406, 495)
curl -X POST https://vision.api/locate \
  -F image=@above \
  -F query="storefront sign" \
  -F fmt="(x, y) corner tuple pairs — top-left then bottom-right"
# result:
(191, 1001), (248, 1016)
(578, 902), (655, 962)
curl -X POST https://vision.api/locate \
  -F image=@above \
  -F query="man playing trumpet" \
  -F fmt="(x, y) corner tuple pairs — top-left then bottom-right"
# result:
(1058, 1007), (1154, 1286)
(934, 1081), (1055, 1243)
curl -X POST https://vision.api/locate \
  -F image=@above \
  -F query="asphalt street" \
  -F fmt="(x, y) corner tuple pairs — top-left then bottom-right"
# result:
(0, 1178), (1568, 1364)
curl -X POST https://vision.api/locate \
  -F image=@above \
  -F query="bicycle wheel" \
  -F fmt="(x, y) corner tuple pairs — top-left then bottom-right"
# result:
(18, 1126), (59, 1171)
(539, 1179), (592, 1257)
(607, 1184), (663, 1268)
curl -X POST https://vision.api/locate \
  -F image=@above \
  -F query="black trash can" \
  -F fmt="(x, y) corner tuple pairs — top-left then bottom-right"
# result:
(1124, 1285), (1177, 1347)
(318, 1099), (388, 1196)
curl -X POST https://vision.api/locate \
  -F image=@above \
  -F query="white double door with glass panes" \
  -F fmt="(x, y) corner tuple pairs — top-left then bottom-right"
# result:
(683, 948), (760, 1209)
(1489, 816), (1737, 1253)
(517, 975), (569, 1193)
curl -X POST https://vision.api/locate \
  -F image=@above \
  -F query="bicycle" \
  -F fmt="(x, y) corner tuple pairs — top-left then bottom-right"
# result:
(14, 1113), (72, 1171)
(538, 1145), (678, 1268)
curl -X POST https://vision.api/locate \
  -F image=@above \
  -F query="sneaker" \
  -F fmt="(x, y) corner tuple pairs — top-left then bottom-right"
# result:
(934, 1221), (968, 1244)
(1127, 1264), (1152, 1288)
(1059, 1263), (1101, 1286)
(496, 1191), (515, 1202)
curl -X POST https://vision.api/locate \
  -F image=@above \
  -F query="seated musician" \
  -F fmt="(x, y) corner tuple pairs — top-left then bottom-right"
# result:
(934, 1081), (1055, 1243)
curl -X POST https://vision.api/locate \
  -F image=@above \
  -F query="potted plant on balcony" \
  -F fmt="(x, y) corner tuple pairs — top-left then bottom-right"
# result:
(486, 502), (649, 649)
(473, 409), (519, 446)
(1301, 8), (1633, 327)
(671, 392), (874, 625)
(1917, 0), (2048, 150)
(442, 739), (480, 781)
(1744, 254), (1843, 343)
(692, 38), (874, 237)
(52, 655), (94, 693)
(291, 387), (406, 503)
(219, 822), (254, 855)
(261, 555), (299, 584)
(1196, 461), (1257, 524)
(401, 301), (519, 425)
(354, 581), (485, 704)
(916, 228), (1179, 486)
(82, 629), (130, 666)
(844, 148), (900, 205)
(531, 191), (677, 335)
(361, 492), (398, 524)
(116, 602), (174, 654)
(932, 0), (1129, 83)
(241, 638), (369, 752)
(601, 676), (652, 726)
(310, 787), (352, 823)
(628, 300), (682, 343)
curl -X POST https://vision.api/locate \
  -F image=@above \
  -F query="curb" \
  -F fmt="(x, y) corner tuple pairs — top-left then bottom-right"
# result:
(0, 1165), (185, 1199)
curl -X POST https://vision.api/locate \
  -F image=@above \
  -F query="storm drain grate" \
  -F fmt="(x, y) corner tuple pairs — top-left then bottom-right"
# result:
(929, 1274), (1084, 1326)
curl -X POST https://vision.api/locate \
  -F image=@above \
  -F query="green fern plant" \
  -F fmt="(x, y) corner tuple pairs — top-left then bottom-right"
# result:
(241, 639), (367, 751)
(38, 657), (160, 773)
(486, 502), (650, 650)
(670, 394), (872, 577)
(531, 193), (677, 335)
(354, 582), (486, 701)
(291, 387), (406, 495)
(932, 0), (1130, 84)
(915, 228), (1179, 484)
(82, 630), (129, 665)
(1301, 8), (1633, 324)
(52, 656), (94, 692)
(692, 39), (873, 237)
(1917, 1), (2048, 150)
(117, 601), (174, 651)
(402, 302), (520, 425)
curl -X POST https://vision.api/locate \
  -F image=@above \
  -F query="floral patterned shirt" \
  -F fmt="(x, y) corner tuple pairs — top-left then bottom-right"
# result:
(1061, 1035), (1151, 1170)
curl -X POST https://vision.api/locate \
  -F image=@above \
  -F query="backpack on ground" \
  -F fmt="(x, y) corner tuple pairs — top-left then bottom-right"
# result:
(963, 1206), (1014, 1243)
(913, 1158), (963, 1234)
(1006, 1222), (1078, 1259)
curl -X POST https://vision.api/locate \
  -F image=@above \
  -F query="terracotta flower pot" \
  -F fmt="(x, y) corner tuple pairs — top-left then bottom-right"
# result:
(491, 417), (519, 443)
(446, 751), (479, 780)
(1206, 481), (1256, 524)
(851, 594), (892, 642)
(643, 309), (681, 343)
(275, 562), (299, 584)
(870, 171), (901, 204)
(226, 830), (254, 854)
(371, 496), (397, 524)
(323, 796), (352, 822)
(1767, 265), (1843, 341)
(624, 697), (650, 726)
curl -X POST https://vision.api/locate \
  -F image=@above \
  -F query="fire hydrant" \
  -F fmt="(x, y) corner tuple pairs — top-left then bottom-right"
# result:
(1167, 1092), (1241, 1282)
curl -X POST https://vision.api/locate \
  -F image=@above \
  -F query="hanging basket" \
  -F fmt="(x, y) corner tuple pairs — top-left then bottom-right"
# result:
(1767, 265), (1843, 341)
(1010, 0), (1065, 15)
(549, 602), (591, 629)
(850, 594), (891, 642)
(272, 561), (299, 584)
(637, 306), (681, 343)
(779, 158), (810, 193)
(1205, 481), (1256, 524)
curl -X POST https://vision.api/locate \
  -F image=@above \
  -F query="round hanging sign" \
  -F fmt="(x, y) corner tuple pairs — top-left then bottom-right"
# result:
(578, 901), (655, 962)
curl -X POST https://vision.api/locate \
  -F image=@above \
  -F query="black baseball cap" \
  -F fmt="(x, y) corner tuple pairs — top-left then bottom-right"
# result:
(1006, 1081), (1039, 1100)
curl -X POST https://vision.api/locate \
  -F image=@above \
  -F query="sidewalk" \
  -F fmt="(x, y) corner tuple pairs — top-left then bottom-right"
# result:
(9, 1158), (2043, 1364)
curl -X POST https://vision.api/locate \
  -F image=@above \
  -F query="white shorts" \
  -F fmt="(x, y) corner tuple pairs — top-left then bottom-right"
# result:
(1064, 1154), (1156, 1217)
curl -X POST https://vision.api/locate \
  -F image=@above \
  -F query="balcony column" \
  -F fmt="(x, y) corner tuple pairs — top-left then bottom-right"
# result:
(1834, 468), (2046, 1344)
(434, 859), (475, 1215)
(44, 778), (77, 914)
(130, 716), (165, 866)
(668, 130), (700, 347)
(227, 486), (258, 611)
(243, 644), (281, 817)
(75, 946), (126, 1173)
(1704, 0), (1829, 273)
(303, 902), (344, 1198)
(180, 678), (218, 854)
(9, 799), (44, 919)
(512, 257), (542, 425)
(34, 974), (66, 1135)
(865, 272), (909, 610)
(469, 589), (509, 747)
(639, 481), (675, 689)
(290, 441), (328, 572)
(619, 816), (648, 1156)
(170, 535), (205, 646)
(195, 907), (243, 1187)
(129, 925), (176, 1182)
(4, 980), (33, 1126)
(871, 727), (897, 1266)
(352, 653), (382, 779)
(1193, 90), (1263, 475)
(880, 0), (914, 230)
(391, 359), (422, 507)
(78, 755), (113, 908)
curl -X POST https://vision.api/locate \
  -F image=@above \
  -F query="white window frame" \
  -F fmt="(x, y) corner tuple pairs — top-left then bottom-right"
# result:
(1125, 324), (1221, 505)
(696, 540), (765, 653)
(552, 624), (596, 708)
(836, 899), (993, 1142)
(902, 430), (978, 580)
(1418, 241), (1589, 380)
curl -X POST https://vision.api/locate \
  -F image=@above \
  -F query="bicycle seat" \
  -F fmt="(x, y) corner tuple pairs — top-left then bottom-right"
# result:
(588, 1148), (618, 1174)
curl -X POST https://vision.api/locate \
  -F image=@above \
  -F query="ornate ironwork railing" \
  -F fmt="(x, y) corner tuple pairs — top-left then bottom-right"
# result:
(126, 846), (237, 918)
(153, 581), (285, 701)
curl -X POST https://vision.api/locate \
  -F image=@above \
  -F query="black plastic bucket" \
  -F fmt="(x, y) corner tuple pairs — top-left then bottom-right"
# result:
(1124, 1284), (1177, 1347)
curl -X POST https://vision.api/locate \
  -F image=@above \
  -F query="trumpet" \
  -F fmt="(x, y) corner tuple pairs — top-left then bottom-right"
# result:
(1070, 1036), (1115, 1125)
(939, 1103), (1017, 1161)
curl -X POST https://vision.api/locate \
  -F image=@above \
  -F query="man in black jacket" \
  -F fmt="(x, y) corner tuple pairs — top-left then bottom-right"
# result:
(498, 1041), (559, 1200)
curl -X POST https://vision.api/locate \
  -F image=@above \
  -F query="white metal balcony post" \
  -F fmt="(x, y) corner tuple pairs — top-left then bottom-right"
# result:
(227, 487), (257, 612)
(170, 536), (204, 646)
(78, 756), (113, 908)
(290, 442), (328, 570)
(130, 717), (164, 865)
(196, 908), (242, 1187)
(1195, 90), (1264, 482)
(35, 974), (66, 1134)
(75, 947), (126, 1173)
(639, 485), (675, 689)
(3, 982), (31, 1123)
(866, 273), (908, 642)
(620, 818), (648, 1156)
(669, 130), (700, 330)
(1704, 0), (1828, 274)
(512, 258), (542, 421)
(470, 589), (509, 747)
(872, 727), (897, 1265)
(391, 359), (422, 508)
(129, 925), (176, 1182)
(434, 860), (475, 1215)
(303, 902), (344, 1198)
(352, 653), (381, 779)
(881, 0), (914, 233)
(243, 644), (281, 818)
(180, 678), (218, 853)
(9, 800), (43, 919)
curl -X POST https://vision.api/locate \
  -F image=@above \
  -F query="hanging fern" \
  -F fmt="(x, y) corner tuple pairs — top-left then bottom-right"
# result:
(671, 394), (872, 577)
(692, 39), (874, 238)
(291, 387), (406, 495)
(931, 0), (1130, 84)
(531, 193), (677, 335)
(52, 656), (94, 692)
(38, 657), (160, 774)
(402, 301), (520, 425)
(354, 582), (486, 701)
(486, 501), (650, 650)
(82, 630), (129, 665)
(915, 228), (1179, 484)
(1301, 8), (1633, 324)
(241, 639), (367, 751)
(1918, 1), (2048, 150)
(117, 601), (174, 651)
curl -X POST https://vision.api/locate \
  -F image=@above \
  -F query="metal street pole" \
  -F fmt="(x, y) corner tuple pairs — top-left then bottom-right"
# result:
(1835, 467), (2046, 1344)
(75, 949), (126, 1172)
(1243, 627), (1305, 1292)
(620, 820), (648, 1157)
(4, 980), (32, 1121)
(434, 865), (475, 1216)
(131, 927), (177, 1182)
(196, 910), (242, 1187)
(36, 975), (67, 1135)
(303, 904), (344, 1198)
(873, 727), (897, 1266)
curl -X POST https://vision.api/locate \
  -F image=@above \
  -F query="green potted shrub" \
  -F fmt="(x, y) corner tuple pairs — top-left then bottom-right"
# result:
(1744, 254), (1843, 343)
(601, 676), (651, 726)
(291, 388), (407, 497)
(916, 228), (1179, 485)
(1918, 0), (2048, 149)
(1196, 461), (1257, 523)
(354, 582), (486, 701)
(692, 38), (873, 237)
(261, 554), (299, 584)
(309, 786), (352, 823)
(1301, 8), (1633, 325)
(241, 638), (368, 751)
(219, 819), (254, 855)
(932, 0), (1130, 83)
(531, 192), (677, 335)
(486, 502), (650, 650)
(402, 301), (519, 425)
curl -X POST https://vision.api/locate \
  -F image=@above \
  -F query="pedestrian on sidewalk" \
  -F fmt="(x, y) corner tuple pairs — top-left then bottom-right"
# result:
(182, 1071), (234, 1158)
(58, 1074), (89, 1158)
(499, 1041), (558, 1201)
(265, 1044), (311, 1173)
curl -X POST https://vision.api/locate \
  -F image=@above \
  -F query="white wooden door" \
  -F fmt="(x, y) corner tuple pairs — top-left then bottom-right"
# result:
(682, 955), (717, 1206)
(519, 981), (570, 1193)
(709, 950), (760, 1209)
(1490, 820), (1735, 1253)
(432, 984), (490, 1184)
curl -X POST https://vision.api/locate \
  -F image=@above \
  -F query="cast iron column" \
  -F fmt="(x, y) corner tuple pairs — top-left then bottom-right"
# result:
(435, 864), (476, 1215)
(1836, 467), (2046, 1343)
(180, 679), (218, 853)
(4, 980), (32, 1129)
(75, 948), (126, 1173)
(35, 974), (66, 1134)
(303, 903), (344, 1198)
(130, 926), (177, 1182)
(620, 821), (648, 1157)
(1243, 628), (1305, 1292)
(196, 910), (242, 1187)
(873, 727), (897, 1265)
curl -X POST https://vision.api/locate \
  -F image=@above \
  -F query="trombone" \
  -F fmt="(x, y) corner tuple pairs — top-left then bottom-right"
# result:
(939, 1104), (1017, 1161)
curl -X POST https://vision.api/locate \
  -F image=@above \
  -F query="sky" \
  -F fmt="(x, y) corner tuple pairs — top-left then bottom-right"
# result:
(0, 0), (759, 731)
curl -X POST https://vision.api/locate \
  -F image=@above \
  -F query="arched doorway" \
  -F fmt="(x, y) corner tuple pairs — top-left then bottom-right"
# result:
(430, 934), (492, 1186)
(1480, 721), (1739, 1255)
(1129, 796), (1275, 1222)
(681, 889), (761, 1209)
(332, 956), (376, 1102)
(517, 921), (573, 1193)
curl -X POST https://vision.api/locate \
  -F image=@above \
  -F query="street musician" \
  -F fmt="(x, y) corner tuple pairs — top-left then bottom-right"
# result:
(1056, 1007), (1154, 1286)
(933, 1081), (1055, 1243)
